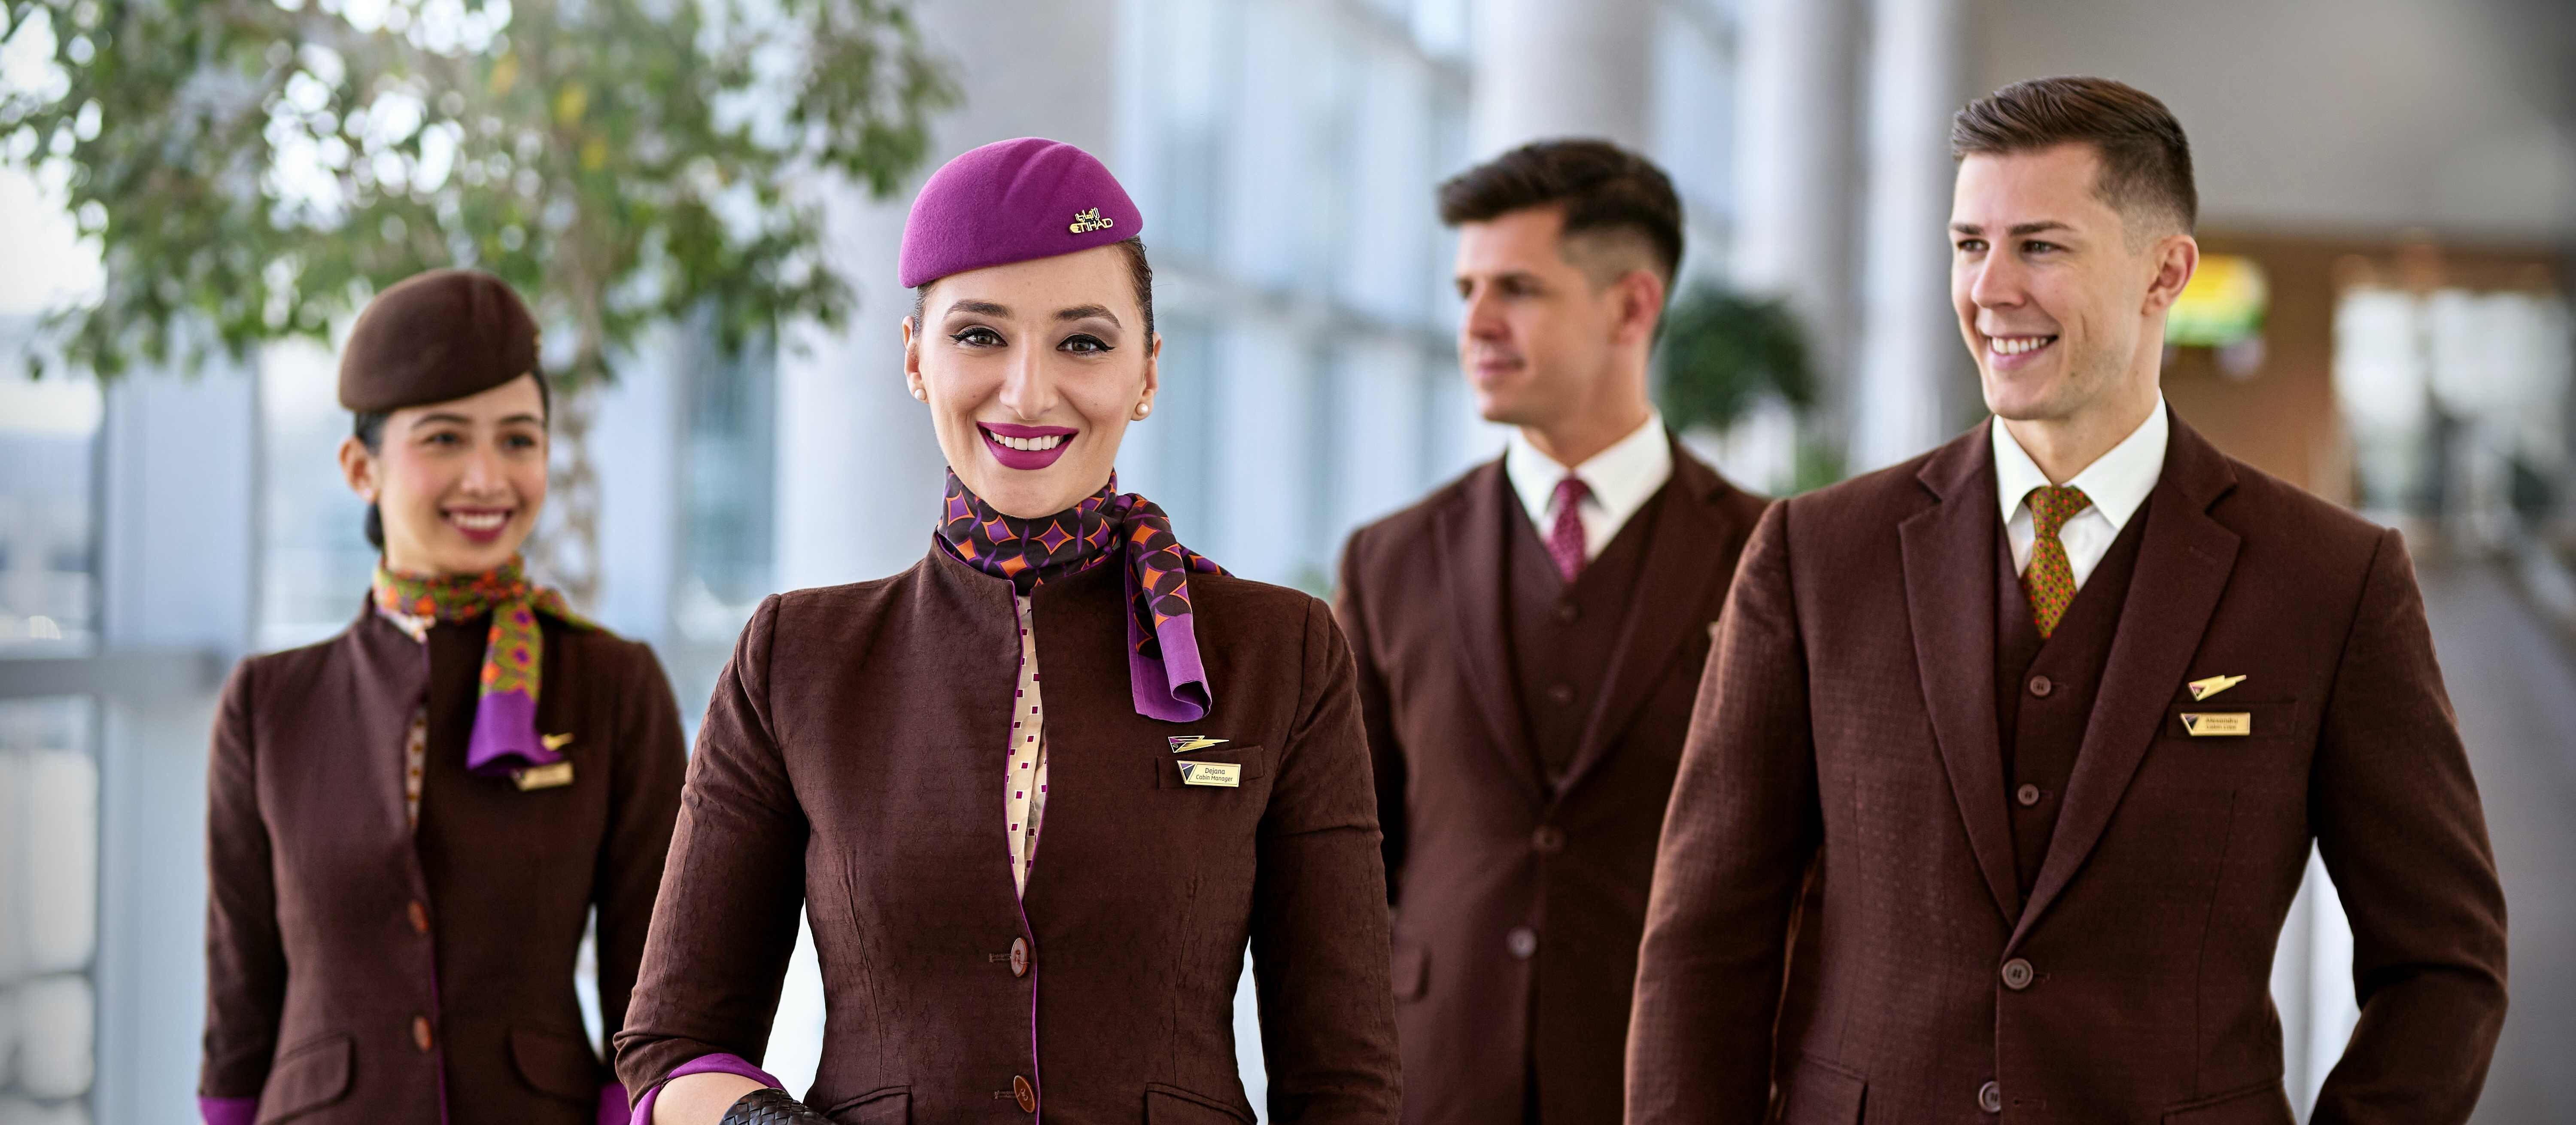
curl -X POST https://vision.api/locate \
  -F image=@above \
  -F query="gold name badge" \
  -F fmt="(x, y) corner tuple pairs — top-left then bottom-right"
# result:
(514, 761), (576, 790)
(2180, 712), (2252, 737)
(1177, 761), (1242, 788)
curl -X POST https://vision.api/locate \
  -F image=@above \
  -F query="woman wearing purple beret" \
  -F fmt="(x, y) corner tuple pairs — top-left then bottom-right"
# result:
(198, 269), (688, 1125)
(613, 139), (1401, 1125)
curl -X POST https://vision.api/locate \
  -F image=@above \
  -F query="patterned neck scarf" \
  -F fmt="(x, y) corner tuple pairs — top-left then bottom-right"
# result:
(933, 469), (1225, 722)
(372, 557), (595, 775)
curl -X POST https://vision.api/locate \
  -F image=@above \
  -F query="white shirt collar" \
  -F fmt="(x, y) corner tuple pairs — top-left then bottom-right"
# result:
(1504, 410), (1674, 534)
(1992, 398), (2169, 532)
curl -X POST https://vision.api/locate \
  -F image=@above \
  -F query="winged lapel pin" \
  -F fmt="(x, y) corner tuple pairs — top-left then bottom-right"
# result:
(2186, 674), (2247, 701)
(1168, 736), (1229, 754)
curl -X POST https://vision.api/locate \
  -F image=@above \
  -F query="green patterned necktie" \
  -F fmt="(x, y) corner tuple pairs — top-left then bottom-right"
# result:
(2021, 485), (2094, 639)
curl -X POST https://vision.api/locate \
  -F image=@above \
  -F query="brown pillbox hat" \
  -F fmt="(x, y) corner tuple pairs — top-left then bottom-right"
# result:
(337, 268), (542, 413)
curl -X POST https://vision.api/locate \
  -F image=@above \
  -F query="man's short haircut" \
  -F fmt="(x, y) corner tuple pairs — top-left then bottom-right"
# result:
(1437, 139), (1684, 287)
(1950, 76), (2197, 237)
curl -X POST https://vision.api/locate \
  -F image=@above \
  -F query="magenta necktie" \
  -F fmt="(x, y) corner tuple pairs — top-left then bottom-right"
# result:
(1547, 475), (1591, 582)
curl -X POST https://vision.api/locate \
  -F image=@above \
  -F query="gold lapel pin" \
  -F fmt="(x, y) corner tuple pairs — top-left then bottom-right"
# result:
(513, 761), (576, 790)
(541, 732), (576, 751)
(2186, 674), (2247, 701)
(1068, 207), (1115, 234)
(1168, 736), (1229, 754)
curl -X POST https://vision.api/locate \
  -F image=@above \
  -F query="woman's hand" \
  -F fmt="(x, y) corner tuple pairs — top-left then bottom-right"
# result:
(652, 1073), (768, 1125)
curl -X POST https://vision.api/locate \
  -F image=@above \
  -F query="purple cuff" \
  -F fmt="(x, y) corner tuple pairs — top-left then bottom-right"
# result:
(598, 1082), (632, 1125)
(629, 1054), (781, 1123)
(200, 1096), (259, 1125)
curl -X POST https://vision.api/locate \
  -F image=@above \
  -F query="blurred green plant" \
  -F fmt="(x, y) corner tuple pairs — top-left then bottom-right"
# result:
(1655, 282), (1817, 435)
(0, 0), (954, 603)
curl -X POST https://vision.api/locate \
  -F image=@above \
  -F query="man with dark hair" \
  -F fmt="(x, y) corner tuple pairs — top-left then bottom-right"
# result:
(1335, 139), (1766, 1125)
(1629, 76), (2507, 1123)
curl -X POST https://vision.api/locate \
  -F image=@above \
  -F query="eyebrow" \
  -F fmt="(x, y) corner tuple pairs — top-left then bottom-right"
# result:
(1056, 304), (1119, 326)
(945, 299), (1012, 318)
(412, 411), (544, 428)
(1951, 220), (2075, 237)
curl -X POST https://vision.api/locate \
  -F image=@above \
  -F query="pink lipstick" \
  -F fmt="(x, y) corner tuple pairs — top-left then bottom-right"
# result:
(980, 422), (1078, 471)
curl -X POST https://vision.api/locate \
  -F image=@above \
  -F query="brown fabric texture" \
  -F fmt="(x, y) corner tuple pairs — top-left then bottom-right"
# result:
(201, 598), (688, 1123)
(338, 268), (541, 412)
(613, 542), (1400, 1124)
(1335, 441), (1765, 1125)
(1628, 418), (2509, 1124)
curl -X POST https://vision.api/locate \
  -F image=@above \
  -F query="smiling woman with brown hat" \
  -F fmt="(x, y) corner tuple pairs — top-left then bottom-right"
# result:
(197, 268), (688, 1125)
(613, 138), (1400, 1125)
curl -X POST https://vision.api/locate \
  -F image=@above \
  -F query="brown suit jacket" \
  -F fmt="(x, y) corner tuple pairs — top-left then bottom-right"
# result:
(614, 542), (1400, 1124)
(1628, 418), (2509, 1125)
(202, 600), (687, 1124)
(1337, 443), (1765, 1125)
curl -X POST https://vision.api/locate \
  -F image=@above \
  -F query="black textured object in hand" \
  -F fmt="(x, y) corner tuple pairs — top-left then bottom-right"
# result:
(720, 1089), (831, 1125)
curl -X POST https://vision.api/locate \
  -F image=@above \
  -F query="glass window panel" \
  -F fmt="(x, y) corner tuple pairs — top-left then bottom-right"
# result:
(258, 339), (377, 650)
(676, 324), (778, 644)
(0, 696), (98, 1117)
(0, 353), (101, 654)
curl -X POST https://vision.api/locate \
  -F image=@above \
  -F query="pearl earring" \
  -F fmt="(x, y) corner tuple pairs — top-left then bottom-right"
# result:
(1134, 403), (1151, 419)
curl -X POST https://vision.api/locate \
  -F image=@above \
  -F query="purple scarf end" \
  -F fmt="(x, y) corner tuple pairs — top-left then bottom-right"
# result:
(464, 689), (561, 776)
(1129, 611), (1215, 723)
(200, 1096), (259, 1125)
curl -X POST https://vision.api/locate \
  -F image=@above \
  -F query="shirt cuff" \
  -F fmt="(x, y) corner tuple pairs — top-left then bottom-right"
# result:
(200, 1096), (260, 1125)
(629, 1054), (782, 1124)
(598, 1081), (632, 1125)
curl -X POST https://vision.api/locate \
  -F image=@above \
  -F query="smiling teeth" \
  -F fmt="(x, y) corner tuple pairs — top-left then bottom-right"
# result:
(450, 512), (508, 531)
(994, 433), (1067, 451)
(1991, 336), (2056, 356)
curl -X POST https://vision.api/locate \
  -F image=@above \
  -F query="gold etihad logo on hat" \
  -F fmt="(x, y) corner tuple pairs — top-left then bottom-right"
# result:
(1069, 207), (1115, 234)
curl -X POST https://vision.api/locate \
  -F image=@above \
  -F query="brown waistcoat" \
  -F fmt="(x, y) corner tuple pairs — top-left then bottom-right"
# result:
(201, 600), (688, 1124)
(1507, 486), (1667, 779)
(1630, 418), (2508, 1125)
(1993, 508), (2148, 891)
(1335, 443), (1765, 1125)
(613, 543), (1400, 1125)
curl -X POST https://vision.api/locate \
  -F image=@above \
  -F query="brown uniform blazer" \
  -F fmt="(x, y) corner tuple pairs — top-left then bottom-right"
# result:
(1628, 418), (2509, 1125)
(614, 543), (1400, 1124)
(1335, 443), (1765, 1125)
(201, 600), (688, 1124)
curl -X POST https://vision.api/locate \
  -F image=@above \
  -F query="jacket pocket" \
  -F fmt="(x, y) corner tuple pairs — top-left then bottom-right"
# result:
(509, 1025), (606, 1104)
(823, 1085), (910, 1124)
(255, 1034), (352, 1124)
(1390, 939), (1428, 1001)
(1773, 1053), (1865, 1125)
(1154, 746), (1269, 789)
(2163, 1079), (2292, 1124)
(1144, 1082), (1256, 1124)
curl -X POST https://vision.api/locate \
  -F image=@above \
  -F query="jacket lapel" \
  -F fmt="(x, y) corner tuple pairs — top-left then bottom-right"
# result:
(343, 598), (433, 839)
(1432, 462), (1549, 802)
(1558, 443), (1746, 795)
(2006, 419), (2241, 951)
(1900, 428), (2023, 924)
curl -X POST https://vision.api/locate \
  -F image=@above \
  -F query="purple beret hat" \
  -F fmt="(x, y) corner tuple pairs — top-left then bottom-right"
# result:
(898, 137), (1144, 289)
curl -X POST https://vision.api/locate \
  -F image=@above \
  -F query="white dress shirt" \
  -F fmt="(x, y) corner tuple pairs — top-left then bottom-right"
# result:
(1504, 410), (1675, 562)
(1993, 398), (2170, 590)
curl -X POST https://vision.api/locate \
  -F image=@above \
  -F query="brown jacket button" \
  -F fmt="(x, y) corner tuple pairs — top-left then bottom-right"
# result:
(411, 1015), (434, 1052)
(2001, 958), (2035, 990)
(1979, 1080), (2003, 1113)
(1009, 937), (1030, 978)
(1531, 826), (1566, 854)
(2028, 675), (2054, 698)
(2015, 784), (2042, 807)
(1546, 683), (1576, 705)
(1506, 927), (1539, 959)
(1012, 1075), (1036, 1113)
(408, 900), (431, 933)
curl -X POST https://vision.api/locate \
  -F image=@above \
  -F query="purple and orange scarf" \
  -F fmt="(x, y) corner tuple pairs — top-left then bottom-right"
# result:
(933, 469), (1224, 722)
(372, 558), (594, 775)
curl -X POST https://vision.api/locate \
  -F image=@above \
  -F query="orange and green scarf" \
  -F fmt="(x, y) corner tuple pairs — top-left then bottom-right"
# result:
(372, 557), (595, 776)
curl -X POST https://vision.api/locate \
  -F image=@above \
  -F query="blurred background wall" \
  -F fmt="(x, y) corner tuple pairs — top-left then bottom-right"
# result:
(2, 0), (2571, 1122)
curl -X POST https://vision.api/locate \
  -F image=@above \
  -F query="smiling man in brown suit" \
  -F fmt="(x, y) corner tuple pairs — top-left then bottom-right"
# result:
(1337, 140), (1765, 1125)
(1627, 78), (2508, 1125)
